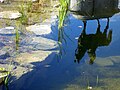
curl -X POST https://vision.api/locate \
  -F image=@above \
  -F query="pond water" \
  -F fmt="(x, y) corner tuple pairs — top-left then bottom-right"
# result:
(1, 0), (120, 90)
(11, 13), (120, 90)
(9, 6), (120, 90)
(30, 1), (120, 90)
(31, 15), (120, 90)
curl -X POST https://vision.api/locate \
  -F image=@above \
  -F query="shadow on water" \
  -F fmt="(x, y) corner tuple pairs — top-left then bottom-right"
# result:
(75, 18), (112, 64)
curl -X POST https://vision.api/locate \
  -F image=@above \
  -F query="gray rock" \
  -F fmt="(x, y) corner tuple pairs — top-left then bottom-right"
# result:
(0, 26), (15, 35)
(0, 42), (5, 47)
(70, 0), (119, 20)
(95, 57), (114, 66)
(21, 36), (58, 50)
(0, 50), (10, 59)
(95, 56), (120, 65)
(26, 24), (52, 35)
(110, 56), (120, 64)
(0, 11), (22, 19)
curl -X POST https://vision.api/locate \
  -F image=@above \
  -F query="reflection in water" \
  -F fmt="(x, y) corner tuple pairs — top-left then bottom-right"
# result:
(75, 18), (112, 64)
(70, 0), (119, 64)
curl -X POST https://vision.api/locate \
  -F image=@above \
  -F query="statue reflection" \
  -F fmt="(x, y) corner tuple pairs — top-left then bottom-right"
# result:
(75, 18), (112, 64)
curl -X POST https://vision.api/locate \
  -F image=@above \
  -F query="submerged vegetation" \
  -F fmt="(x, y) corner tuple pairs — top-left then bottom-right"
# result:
(58, 0), (69, 56)
(58, 0), (69, 43)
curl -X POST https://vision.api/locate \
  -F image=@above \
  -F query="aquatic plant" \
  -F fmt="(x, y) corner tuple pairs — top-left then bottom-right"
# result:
(26, 0), (33, 12)
(0, 67), (11, 90)
(18, 0), (34, 25)
(3, 72), (11, 90)
(57, 0), (69, 56)
(15, 22), (20, 50)
(18, 0), (48, 25)
(18, 3), (29, 25)
(86, 77), (92, 90)
(58, 0), (69, 29)
(96, 75), (99, 86)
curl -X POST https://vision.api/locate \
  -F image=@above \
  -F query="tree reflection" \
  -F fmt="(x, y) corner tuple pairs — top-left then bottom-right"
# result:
(75, 18), (112, 64)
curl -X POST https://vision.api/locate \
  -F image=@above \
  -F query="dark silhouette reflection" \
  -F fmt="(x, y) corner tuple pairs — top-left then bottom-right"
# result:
(75, 18), (112, 64)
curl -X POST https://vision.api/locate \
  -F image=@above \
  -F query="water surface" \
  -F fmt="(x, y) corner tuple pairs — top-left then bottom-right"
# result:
(3, 0), (120, 90)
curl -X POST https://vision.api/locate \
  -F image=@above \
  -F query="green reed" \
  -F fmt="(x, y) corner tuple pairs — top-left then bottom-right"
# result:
(15, 22), (20, 50)
(0, 67), (11, 90)
(18, 2), (31, 25)
(96, 75), (99, 86)
(4, 72), (11, 90)
(58, 0), (69, 29)
(58, 0), (72, 57)
(57, 0), (69, 56)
